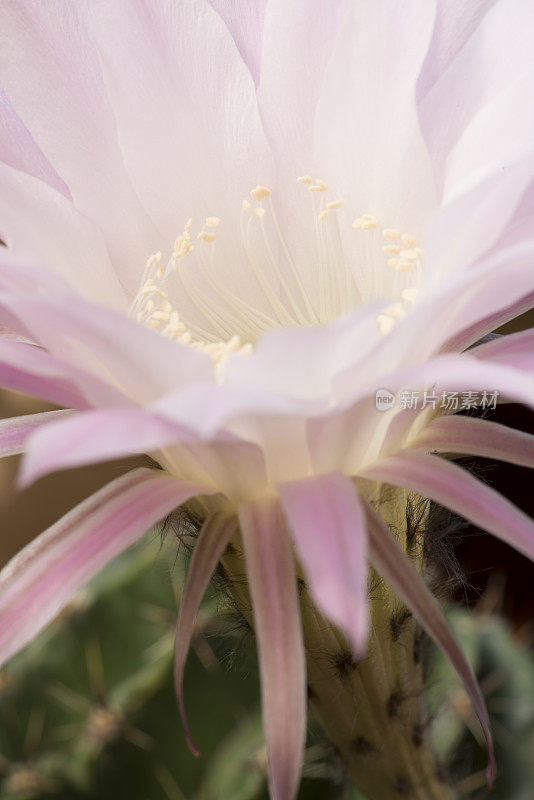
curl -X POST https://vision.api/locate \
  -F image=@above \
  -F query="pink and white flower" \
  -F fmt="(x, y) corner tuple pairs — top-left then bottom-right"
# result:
(1, 2), (534, 798)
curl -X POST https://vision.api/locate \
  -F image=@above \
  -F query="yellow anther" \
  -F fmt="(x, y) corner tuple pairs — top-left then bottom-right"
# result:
(250, 185), (272, 200)
(156, 266), (164, 279)
(309, 178), (327, 192)
(185, 218), (193, 230)
(361, 219), (378, 230)
(377, 314), (395, 334)
(174, 236), (184, 251)
(399, 249), (419, 260)
(145, 252), (162, 268)
(297, 175), (313, 184)
(382, 245), (401, 254)
(401, 233), (418, 246)
(205, 216), (220, 228)
(253, 207), (266, 218)
(146, 299), (154, 312)
(362, 214), (378, 223)
(387, 258), (400, 268)
(382, 229), (401, 240)
(401, 287), (418, 303)
(318, 209), (328, 221)
(197, 231), (216, 242)
(327, 200), (343, 210)
(242, 200), (251, 211)
(352, 218), (364, 229)
(415, 247), (424, 258)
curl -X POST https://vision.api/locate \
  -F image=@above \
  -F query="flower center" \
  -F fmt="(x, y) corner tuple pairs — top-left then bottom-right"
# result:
(130, 177), (422, 374)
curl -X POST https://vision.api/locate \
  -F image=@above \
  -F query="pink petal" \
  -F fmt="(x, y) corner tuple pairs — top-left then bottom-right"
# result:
(83, 0), (273, 250)
(224, 303), (382, 401)
(0, 337), (91, 409)
(315, 0), (437, 230)
(174, 512), (237, 756)
(417, 0), (497, 99)
(18, 408), (193, 487)
(259, 0), (346, 173)
(0, 1), (159, 295)
(19, 406), (268, 501)
(361, 451), (534, 563)
(418, 0), (534, 199)
(0, 468), (212, 666)
(239, 497), (306, 800)
(335, 352), (534, 414)
(365, 503), (495, 787)
(410, 414), (534, 468)
(422, 156), (534, 286)
(0, 162), (127, 308)
(0, 83), (69, 196)
(208, 0), (267, 85)
(278, 472), (368, 656)
(0, 410), (71, 459)
(470, 329), (534, 372)
(0, 289), (214, 405)
(372, 240), (534, 363)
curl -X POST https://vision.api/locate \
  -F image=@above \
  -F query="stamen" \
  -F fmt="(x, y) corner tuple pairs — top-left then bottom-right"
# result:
(131, 177), (424, 370)
(309, 178), (327, 193)
(250, 185), (272, 200)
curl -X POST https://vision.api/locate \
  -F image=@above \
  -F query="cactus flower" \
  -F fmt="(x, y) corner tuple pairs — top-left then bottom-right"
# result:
(0, 2), (533, 798)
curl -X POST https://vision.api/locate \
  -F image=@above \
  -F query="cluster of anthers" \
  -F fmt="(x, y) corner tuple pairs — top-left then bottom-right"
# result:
(129, 217), (253, 380)
(130, 177), (423, 376)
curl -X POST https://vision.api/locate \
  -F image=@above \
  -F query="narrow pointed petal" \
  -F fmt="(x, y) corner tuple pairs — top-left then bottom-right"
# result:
(239, 498), (306, 800)
(278, 472), (368, 656)
(0, 291), (214, 404)
(470, 328), (534, 372)
(410, 415), (534, 468)
(18, 407), (193, 487)
(0, 410), (71, 458)
(365, 503), (495, 787)
(0, 468), (211, 666)
(0, 337), (94, 409)
(361, 451), (534, 562)
(174, 513), (237, 756)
